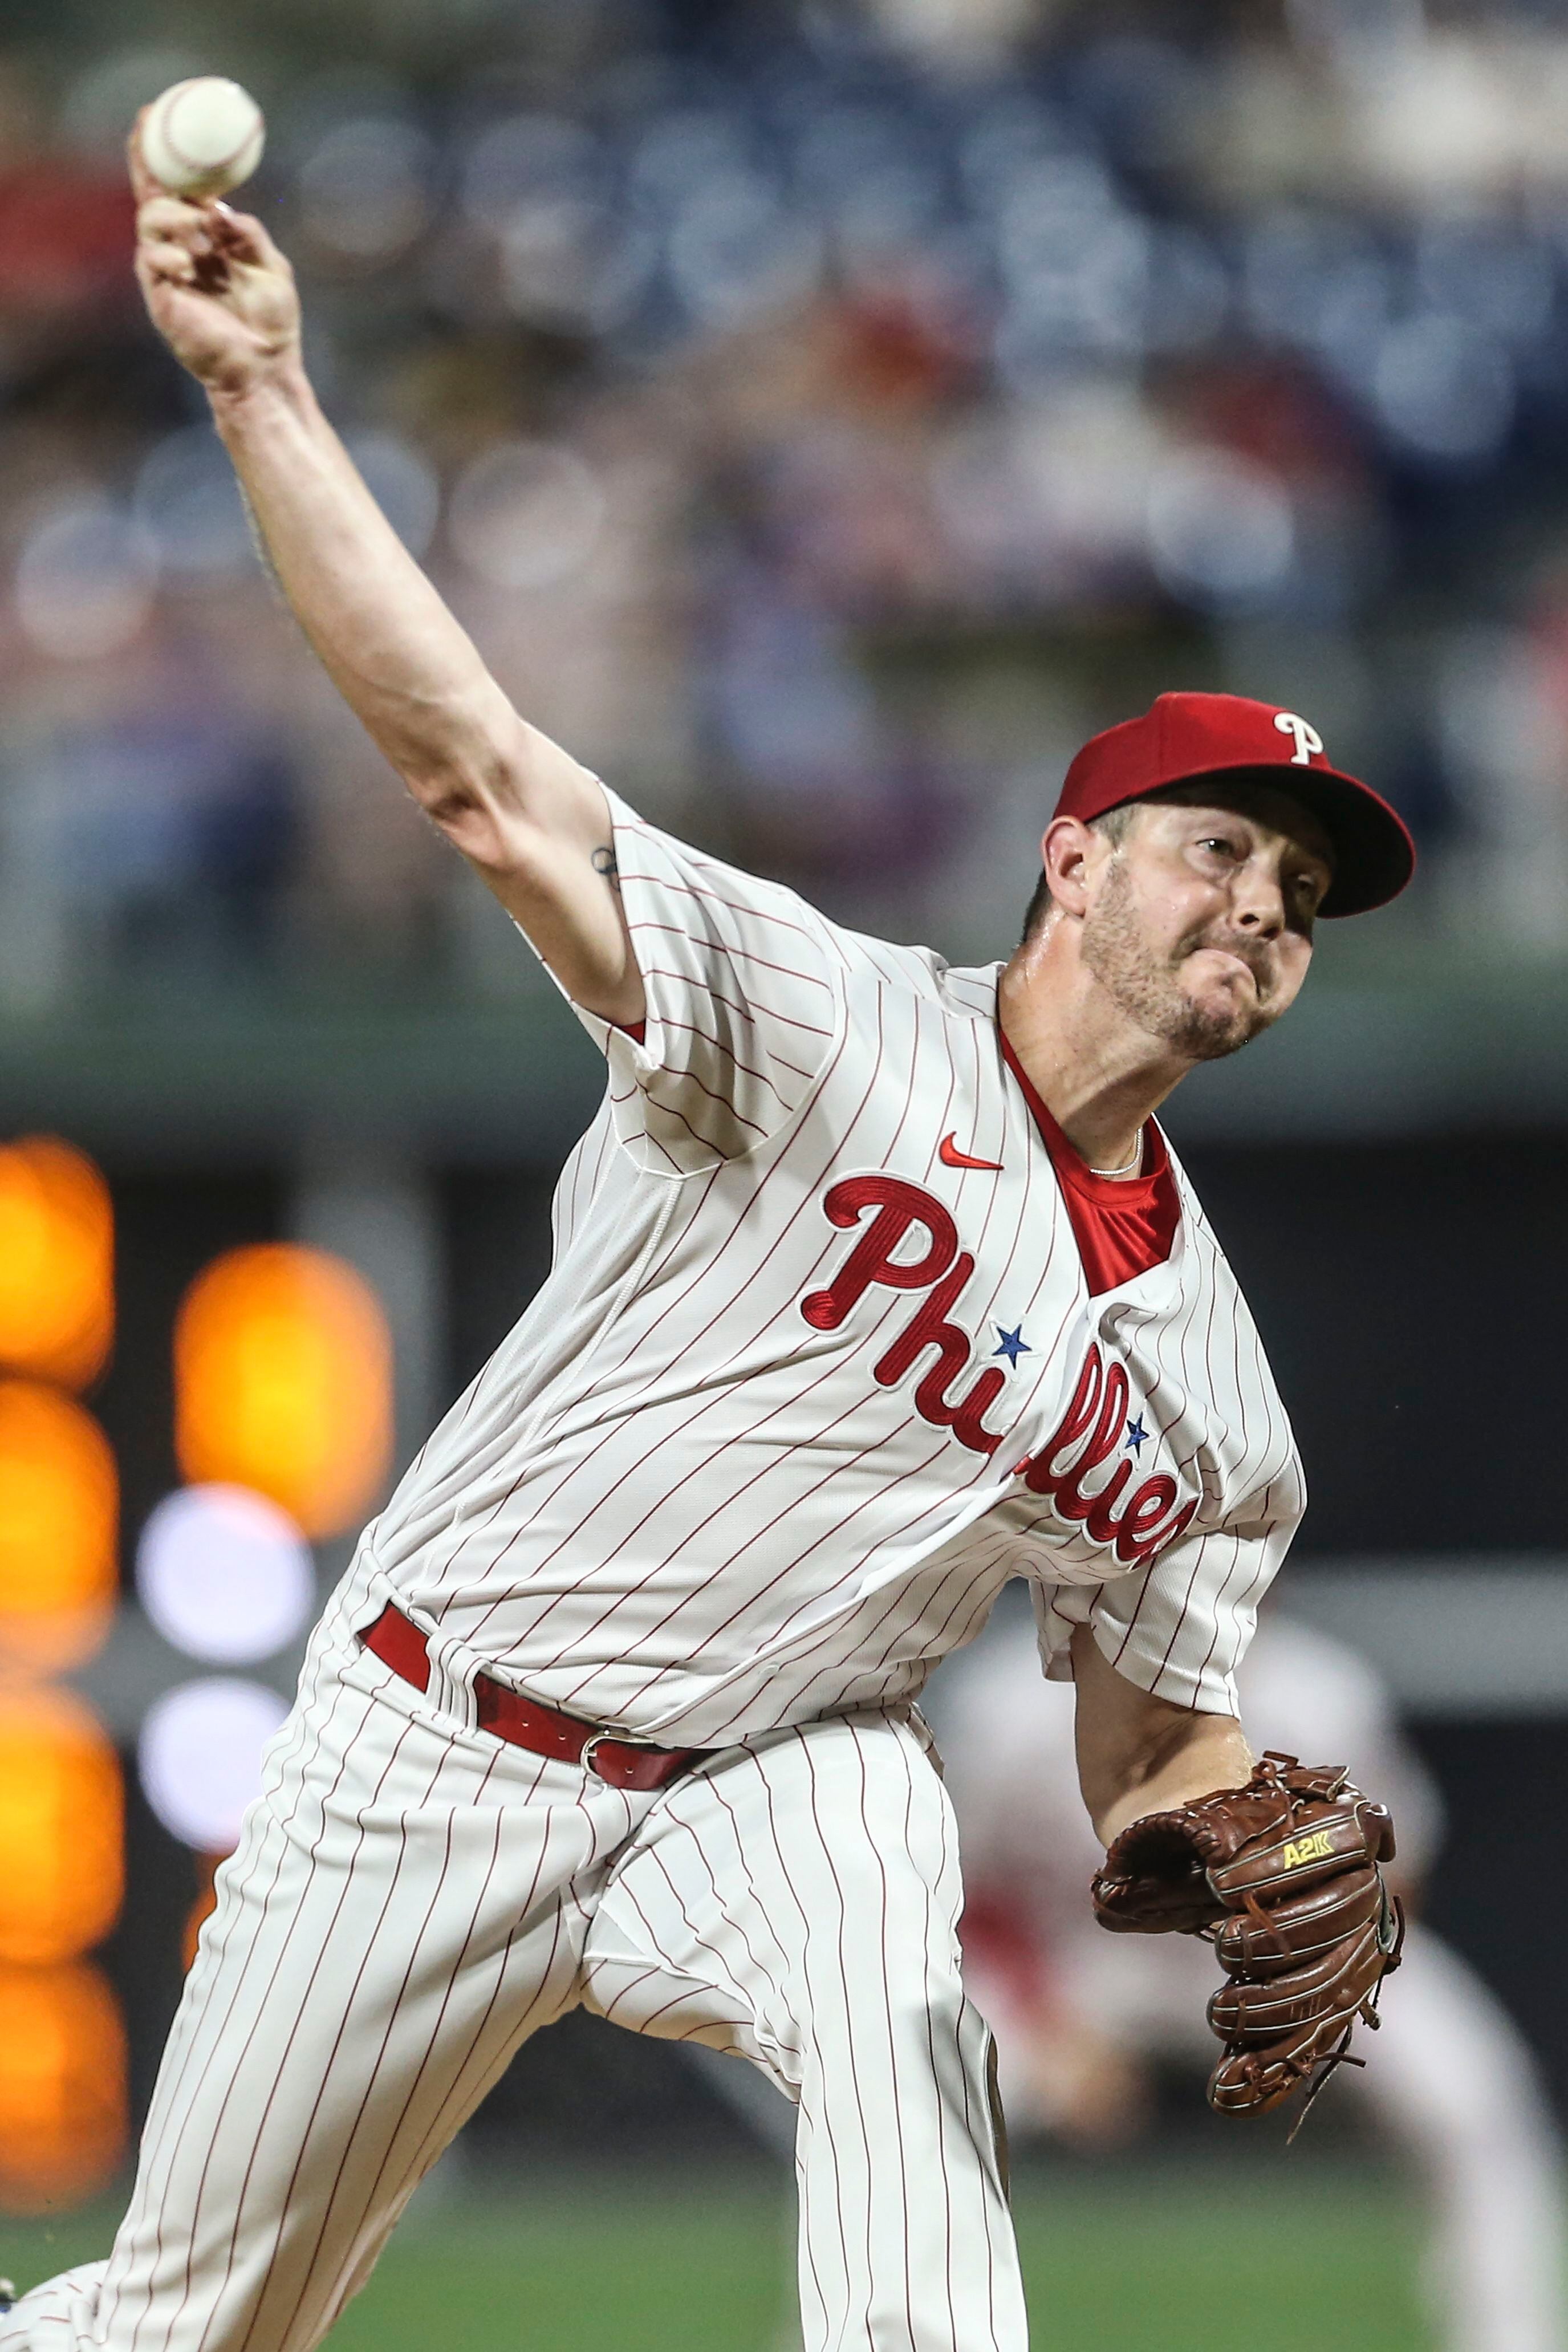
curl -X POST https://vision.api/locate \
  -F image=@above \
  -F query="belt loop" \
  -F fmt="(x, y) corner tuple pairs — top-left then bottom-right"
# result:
(423, 1628), (481, 1734)
(335, 1551), (396, 1662)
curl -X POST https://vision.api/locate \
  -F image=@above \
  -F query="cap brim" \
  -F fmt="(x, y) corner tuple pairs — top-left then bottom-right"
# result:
(1153, 762), (1416, 918)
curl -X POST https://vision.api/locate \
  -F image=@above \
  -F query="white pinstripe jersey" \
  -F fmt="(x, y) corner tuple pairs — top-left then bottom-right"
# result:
(365, 791), (1306, 1745)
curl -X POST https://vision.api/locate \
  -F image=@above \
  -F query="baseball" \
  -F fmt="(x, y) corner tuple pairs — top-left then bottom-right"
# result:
(140, 77), (265, 199)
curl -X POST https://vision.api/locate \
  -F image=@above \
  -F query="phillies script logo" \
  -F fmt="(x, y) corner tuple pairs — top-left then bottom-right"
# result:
(1014, 1343), (1198, 1568)
(801, 1176), (1198, 1569)
(801, 1176), (1008, 1455)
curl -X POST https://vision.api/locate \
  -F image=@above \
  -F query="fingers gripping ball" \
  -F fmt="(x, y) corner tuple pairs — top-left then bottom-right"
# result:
(1091, 1753), (1403, 2120)
(141, 79), (265, 199)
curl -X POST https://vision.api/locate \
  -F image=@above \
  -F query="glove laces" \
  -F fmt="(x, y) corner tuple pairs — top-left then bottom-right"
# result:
(1283, 1888), (1406, 2144)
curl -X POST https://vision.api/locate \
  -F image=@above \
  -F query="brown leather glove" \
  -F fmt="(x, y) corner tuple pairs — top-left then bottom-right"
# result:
(1090, 1752), (1403, 2118)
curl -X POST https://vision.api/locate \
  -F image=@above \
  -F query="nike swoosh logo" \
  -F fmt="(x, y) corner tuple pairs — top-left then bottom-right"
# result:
(939, 1132), (1004, 1172)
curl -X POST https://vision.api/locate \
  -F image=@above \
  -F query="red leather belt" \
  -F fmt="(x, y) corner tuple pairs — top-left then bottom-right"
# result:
(359, 1603), (702, 1793)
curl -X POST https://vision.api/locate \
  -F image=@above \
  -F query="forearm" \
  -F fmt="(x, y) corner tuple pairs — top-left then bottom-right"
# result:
(132, 168), (639, 1014)
(208, 363), (523, 802)
(1071, 1624), (1253, 1846)
(1090, 1712), (1253, 1847)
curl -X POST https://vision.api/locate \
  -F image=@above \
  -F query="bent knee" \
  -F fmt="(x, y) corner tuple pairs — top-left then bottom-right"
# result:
(0, 2260), (110, 2349)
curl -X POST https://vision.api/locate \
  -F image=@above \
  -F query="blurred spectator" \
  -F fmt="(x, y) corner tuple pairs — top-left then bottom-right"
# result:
(0, 59), (135, 327)
(5, 2), (1568, 1007)
(0, 618), (300, 1006)
(932, 1601), (1568, 2352)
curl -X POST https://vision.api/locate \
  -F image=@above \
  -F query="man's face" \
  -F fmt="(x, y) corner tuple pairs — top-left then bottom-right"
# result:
(1077, 783), (1334, 1062)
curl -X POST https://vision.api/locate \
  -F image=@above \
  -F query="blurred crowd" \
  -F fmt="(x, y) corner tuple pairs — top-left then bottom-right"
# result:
(933, 1595), (1568, 2352)
(9, 0), (1568, 1012)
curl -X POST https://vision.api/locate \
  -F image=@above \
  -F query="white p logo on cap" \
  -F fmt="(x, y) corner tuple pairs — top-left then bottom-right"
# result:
(1273, 710), (1324, 766)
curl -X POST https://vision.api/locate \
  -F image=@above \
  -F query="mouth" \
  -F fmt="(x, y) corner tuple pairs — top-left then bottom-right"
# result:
(1188, 944), (1268, 996)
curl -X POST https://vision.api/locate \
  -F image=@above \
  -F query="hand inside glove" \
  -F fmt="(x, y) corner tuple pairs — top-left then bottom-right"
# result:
(1090, 1751), (1403, 2119)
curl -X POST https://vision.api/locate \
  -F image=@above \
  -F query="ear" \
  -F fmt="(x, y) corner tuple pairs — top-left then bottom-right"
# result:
(1040, 815), (1099, 921)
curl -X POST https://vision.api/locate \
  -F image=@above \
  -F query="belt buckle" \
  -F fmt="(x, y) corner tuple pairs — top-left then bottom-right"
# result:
(580, 1729), (639, 1785)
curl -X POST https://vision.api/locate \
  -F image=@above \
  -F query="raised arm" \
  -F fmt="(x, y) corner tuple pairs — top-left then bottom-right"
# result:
(129, 128), (643, 1028)
(1069, 1623), (1253, 1845)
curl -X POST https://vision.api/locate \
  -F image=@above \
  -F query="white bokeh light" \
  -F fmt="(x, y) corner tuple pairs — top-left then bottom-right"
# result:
(667, 176), (822, 330)
(1146, 450), (1296, 608)
(342, 432), (440, 560)
(15, 498), (157, 661)
(137, 1485), (314, 1665)
(461, 113), (604, 230)
(296, 118), (434, 262)
(137, 1677), (289, 1853)
(447, 440), (606, 590)
(134, 428), (255, 578)
(1372, 314), (1516, 466)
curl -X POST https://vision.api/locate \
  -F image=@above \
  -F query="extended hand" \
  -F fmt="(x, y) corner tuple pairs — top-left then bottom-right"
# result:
(1091, 1752), (1402, 2118)
(129, 113), (301, 397)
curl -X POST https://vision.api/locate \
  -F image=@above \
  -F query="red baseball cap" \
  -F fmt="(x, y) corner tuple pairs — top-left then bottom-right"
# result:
(1055, 692), (1415, 917)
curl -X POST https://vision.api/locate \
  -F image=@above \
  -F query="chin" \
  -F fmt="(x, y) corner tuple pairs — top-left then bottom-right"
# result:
(1165, 987), (1269, 1062)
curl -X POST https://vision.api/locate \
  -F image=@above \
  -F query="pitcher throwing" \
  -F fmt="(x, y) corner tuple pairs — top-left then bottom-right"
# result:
(2, 131), (1415, 2352)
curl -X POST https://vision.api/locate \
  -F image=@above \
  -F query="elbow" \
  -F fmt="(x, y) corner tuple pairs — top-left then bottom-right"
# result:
(405, 748), (530, 876)
(413, 771), (472, 829)
(418, 773), (488, 843)
(395, 685), (533, 832)
(408, 771), (498, 867)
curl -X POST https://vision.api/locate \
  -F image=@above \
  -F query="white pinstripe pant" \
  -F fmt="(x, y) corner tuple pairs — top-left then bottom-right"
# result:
(4, 1615), (1025, 2352)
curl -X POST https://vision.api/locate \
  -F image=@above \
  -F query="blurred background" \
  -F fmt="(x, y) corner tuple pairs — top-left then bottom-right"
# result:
(2, 0), (1567, 2344)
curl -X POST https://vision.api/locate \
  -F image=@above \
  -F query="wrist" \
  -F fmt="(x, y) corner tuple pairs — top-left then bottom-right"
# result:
(206, 352), (313, 431)
(1095, 1725), (1252, 1847)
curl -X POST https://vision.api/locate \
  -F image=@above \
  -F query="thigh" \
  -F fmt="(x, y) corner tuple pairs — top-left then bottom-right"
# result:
(584, 1711), (967, 2085)
(585, 1713), (1026, 2352)
(94, 1641), (647, 2352)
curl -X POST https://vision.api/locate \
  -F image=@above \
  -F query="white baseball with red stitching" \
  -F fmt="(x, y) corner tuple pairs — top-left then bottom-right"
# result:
(140, 78), (265, 198)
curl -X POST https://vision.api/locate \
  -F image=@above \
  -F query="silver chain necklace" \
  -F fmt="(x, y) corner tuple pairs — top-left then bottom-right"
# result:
(1088, 1130), (1144, 1180)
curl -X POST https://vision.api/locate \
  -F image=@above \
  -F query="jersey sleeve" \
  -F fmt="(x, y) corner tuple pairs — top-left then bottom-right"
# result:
(1031, 1473), (1302, 1716)
(561, 789), (844, 1176)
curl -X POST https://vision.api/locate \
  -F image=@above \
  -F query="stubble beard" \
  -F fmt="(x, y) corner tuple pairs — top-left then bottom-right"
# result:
(1079, 856), (1277, 1064)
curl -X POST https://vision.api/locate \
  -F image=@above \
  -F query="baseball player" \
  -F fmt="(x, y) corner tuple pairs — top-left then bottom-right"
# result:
(0, 149), (1415, 2352)
(934, 1602), (1568, 2352)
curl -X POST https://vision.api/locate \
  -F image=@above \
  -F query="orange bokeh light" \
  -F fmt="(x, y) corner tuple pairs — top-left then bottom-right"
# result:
(0, 1382), (119, 1673)
(174, 1244), (392, 1539)
(0, 1136), (113, 1391)
(0, 1682), (123, 1965)
(0, 1960), (128, 2212)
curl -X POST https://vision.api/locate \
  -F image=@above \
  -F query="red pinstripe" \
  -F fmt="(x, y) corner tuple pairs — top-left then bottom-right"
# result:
(363, 802), (1301, 1747)
(446, 1030), (870, 1656)
(446, 997), (878, 1648)
(632, 945), (838, 1032)
(614, 855), (834, 948)
(639, 1055), (772, 1140)
(651, 1010), (814, 1097)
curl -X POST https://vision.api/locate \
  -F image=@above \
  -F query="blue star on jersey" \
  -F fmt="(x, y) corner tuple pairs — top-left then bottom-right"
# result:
(992, 1324), (1031, 1367)
(1124, 1415), (1151, 1455)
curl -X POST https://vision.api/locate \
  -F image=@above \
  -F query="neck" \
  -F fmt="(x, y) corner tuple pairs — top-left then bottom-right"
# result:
(996, 929), (1192, 1174)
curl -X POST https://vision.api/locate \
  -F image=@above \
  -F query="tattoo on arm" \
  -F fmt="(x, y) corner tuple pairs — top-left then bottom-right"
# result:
(591, 844), (620, 893)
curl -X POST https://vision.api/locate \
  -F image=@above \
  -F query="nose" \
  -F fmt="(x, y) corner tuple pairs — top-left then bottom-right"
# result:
(1233, 854), (1286, 938)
